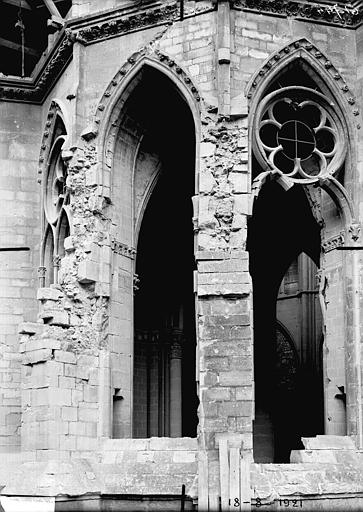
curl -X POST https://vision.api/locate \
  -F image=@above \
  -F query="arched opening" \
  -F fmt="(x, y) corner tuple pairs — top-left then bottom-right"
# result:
(108, 65), (198, 438)
(42, 225), (55, 287)
(248, 53), (353, 459)
(248, 180), (323, 462)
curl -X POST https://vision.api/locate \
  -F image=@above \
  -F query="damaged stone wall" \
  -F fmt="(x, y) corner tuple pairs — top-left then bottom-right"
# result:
(6, 0), (362, 484)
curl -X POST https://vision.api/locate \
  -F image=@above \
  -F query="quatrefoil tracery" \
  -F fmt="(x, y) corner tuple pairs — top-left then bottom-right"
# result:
(254, 87), (346, 184)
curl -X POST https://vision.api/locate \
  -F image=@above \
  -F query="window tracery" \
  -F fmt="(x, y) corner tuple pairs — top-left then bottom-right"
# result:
(254, 86), (347, 185)
(40, 116), (70, 287)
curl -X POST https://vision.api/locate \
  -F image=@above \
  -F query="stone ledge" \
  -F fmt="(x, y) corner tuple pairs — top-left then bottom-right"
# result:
(302, 435), (356, 450)
(102, 437), (198, 452)
(18, 322), (46, 336)
(196, 250), (248, 261)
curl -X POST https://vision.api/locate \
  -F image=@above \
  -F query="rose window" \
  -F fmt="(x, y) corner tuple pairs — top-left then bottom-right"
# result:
(254, 87), (347, 184)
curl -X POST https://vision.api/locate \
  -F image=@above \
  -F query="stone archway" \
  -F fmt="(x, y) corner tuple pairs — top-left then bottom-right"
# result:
(104, 64), (198, 439)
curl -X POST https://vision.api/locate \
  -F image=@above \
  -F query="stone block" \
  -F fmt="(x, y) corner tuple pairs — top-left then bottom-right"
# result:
(78, 259), (99, 284)
(59, 376), (76, 389)
(103, 438), (150, 451)
(37, 287), (63, 301)
(48, 387), (72, 406)
(229, 172), (248, 193)
(198, 259), (248, 273)
(64, 364), (77, 378)
(79, 408), (98, 423)
(84, 386), (98, 402)
(41, 310), (70, 327)
(149, 437), (197, 451)
(198, 283), (250, 297)
(76, 365), (90, 381)
(235, 386), (253, 400)
(233, 194), (251, 215)
(202, 388), (230, 401)
(61, 406), (78, 422)
(199, 171), (216, 194)
(173, 451), (197, 463)
(18, 322), (45, 336)
(20, 338), (61, 353)
(22, 349), (52, 365)
(219, 370), (252, 386)
(301, 435), (356, 450)
(54, 351), (76, 364)
(214, 432), (244, 449)
(218, 400), (253, 417)
(200, 142), (215, 157)
(76, 436), (98, 451)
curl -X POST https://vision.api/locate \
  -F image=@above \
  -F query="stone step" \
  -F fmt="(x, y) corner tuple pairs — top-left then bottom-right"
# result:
(301, 435), (356, 450)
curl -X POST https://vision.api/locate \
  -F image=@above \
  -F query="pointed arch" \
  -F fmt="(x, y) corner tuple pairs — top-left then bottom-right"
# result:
(246, 38), (359, 123)
(40, 224), (55, 288)
(81, 50), (202, 200)
(248, 39), (362, 450)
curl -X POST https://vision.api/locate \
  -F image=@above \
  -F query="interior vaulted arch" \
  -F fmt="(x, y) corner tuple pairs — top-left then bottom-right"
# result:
(108, 65), (198, 439)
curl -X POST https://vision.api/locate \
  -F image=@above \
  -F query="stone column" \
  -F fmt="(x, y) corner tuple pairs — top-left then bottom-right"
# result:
(169, 330), (183, 437)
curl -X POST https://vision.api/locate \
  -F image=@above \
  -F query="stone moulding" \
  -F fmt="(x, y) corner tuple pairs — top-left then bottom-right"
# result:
(83, 47), (201, 143)
(322, 231), (345, 253)
(246, 38), (360, 120)
(233, 0), (362, 27)
(38, 99), (70, 181)
(0, 29), (75, 105)
(111, 239), (136, 259)
(75, 2), (179, 45)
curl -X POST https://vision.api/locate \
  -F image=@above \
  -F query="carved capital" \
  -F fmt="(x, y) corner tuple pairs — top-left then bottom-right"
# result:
(170, 341), (183, 360)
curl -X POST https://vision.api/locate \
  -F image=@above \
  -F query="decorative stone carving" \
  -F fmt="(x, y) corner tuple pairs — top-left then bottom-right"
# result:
(246, 38), (359, 119)
(254, 87), (347, 184)
(234, 0), (361, 27)
(0, 30), (74, 104)
(75, 3), (178, 45)
(349, 223), (361, 242)
(111, 239), (137, 259)
(322, 231), (345, 253)
(170, 330), (183, 359)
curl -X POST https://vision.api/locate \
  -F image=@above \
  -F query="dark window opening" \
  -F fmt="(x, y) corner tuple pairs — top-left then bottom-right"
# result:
(131, 68), (198, 439)
(248, 181), (323, 462)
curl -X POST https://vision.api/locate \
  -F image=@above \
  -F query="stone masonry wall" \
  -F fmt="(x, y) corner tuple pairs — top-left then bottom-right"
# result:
(0, 102), (41, 454)
(7, 0), (363, 473)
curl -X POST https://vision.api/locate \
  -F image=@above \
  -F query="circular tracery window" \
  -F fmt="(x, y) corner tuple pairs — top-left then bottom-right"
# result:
(254, 87), (346, 184)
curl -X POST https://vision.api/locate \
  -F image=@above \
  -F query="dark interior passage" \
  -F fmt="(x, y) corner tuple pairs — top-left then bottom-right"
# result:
(131, 68), (198, 438)
(248, 180), (324, 462)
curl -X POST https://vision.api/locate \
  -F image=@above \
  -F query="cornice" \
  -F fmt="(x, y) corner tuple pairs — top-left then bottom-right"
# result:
(233, 0), (362, 28)
(74, 2), (179, 45)
(0, 29), (75, 105)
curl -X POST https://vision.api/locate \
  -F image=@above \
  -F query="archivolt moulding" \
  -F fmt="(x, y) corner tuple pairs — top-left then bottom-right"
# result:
(82, 47), (202, 143)
(38, 99), (71, 184)
(246, 38), (360, 122)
